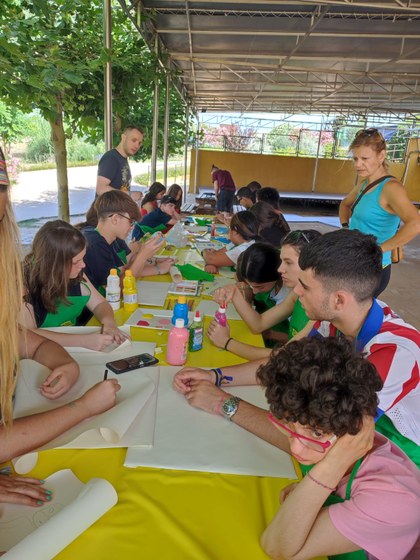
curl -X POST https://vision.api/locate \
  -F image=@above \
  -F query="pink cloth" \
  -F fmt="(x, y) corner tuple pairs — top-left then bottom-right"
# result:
(328, 434), (420, 560)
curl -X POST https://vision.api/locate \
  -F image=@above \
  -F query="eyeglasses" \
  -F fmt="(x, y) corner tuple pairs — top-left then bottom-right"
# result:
(283, 230), (310, 245)
(268, 412), (337, 453)
(109, 213), (135, 226)
(245, 280), (275, 293)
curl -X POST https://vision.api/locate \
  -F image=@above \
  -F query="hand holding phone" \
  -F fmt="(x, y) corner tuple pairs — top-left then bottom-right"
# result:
(105, 353), (159, 375)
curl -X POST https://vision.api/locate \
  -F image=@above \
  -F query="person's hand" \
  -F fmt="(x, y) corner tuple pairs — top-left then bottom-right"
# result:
(77, 379), (121, 416)
(204, 264), (218, 274)
(141, 233), (165, 258)
(280, 482), (298, 503)
(173, 367), (215, 394)
(318, 416), (376, 475)
(207, 319), (231, 349)
(131, 191), (143, 204)
(185, 380), (228, 415)
(40, 361), (80, 399)
(156, 257), (175, 275)
(84, 333), (115, 351)
(102, 324), (130, 345)
(213, 284), (237, 305)
(0, 475), (53, 507)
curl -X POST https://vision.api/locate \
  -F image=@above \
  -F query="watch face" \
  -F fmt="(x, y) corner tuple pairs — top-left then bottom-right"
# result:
(222, 396), (240, 418)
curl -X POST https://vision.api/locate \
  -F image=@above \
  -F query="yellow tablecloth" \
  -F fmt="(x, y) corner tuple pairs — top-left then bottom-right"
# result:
(10, 252), (327, 560)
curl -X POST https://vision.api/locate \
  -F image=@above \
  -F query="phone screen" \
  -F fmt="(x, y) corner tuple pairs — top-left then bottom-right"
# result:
(106, 353), (158, 374)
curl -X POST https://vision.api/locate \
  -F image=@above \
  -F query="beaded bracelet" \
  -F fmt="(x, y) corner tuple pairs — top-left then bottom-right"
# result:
(224, 337), (233, 350)
(306, 471), (336, 492)
(156, 263), (161, 275)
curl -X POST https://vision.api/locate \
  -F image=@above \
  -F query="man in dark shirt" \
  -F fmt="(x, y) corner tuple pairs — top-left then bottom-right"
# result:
(96, 125), (143, 202)
(132, 195), (180, 240)
(211, 164), (236, 213)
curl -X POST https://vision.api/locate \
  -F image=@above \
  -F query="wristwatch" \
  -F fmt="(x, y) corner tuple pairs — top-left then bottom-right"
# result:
(221, 396), (241, 421)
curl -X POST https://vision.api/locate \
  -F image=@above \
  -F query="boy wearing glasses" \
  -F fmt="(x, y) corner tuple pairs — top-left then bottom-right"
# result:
(82, 190), (173, 290)
(259, 337), (420, 560)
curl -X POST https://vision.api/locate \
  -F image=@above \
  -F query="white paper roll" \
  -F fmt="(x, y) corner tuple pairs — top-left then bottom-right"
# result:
(169, 266), (182, 283)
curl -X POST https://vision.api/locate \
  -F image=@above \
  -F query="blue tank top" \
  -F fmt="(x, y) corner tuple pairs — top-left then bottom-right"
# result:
(350, 177), (400, 266)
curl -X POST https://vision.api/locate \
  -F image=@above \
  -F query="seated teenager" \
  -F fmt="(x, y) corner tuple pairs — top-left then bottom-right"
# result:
(250, 201), (290, 247)
(167, 183), (183, 213)
(20, 220), (127, 351)
(82, 190), (173, 290)
(140, 182), (166, 216)
(0, 179), (120, 504)
(132, 195), (180, 241)
(208, 230), (319, 359)
(236, 186), (256, 209)
(256, 187), (281, 210)
(203, 210), (259, 274)
(176, 337), (420, 559)
(175, 229), (420, 467)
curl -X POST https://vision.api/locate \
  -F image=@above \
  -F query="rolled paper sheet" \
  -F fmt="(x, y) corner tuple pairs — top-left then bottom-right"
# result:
(170, 266), (182, 283)
(12, 452), (38, 474)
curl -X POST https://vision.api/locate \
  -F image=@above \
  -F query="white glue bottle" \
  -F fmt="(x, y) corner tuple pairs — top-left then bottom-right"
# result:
(106, 268), (120, 311)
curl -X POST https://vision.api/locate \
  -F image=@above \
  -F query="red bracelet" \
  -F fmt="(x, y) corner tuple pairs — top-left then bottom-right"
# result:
(306, 471), (336, 492)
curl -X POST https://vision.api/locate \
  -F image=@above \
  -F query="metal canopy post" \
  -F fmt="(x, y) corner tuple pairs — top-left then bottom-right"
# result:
(194, 115), (200, 194)
(151, 38), (159, 184)
(103, 0), (113, 151)
(311, 126), (323, 193)
(183, 105), (190, 195)
(163, 73), (170, 186)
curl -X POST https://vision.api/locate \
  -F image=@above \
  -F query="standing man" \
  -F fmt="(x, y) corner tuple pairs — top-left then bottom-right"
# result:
(96, 125), (144, 202)
(211, 164), (236, 213)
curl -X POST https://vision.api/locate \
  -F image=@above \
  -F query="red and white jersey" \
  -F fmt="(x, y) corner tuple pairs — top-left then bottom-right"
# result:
(311, 300), (420, 444)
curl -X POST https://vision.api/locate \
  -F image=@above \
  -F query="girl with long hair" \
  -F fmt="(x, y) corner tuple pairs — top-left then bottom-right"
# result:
(140, 182), (166, 216)
(207, 229), (321, 359)
(250, 201), (290, 247)
(20, 220), (127, 350)
(167, 183), (183, 212)
(202, 210), (260, 274)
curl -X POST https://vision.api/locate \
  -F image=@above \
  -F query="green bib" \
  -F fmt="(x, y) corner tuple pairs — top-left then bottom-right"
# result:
(288, 299), (309, 339)
(375, 414), (420, 469)
(299, 461), (367, 560)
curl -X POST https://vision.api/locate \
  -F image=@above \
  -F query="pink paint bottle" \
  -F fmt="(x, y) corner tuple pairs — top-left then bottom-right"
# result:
(166, 318), (189, 366)
(215, 302), (228, 327)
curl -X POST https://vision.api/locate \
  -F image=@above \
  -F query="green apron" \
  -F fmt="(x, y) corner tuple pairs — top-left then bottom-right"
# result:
(289, 298), (309, 339)
(375, 414), (420, 469)
(254, 290), (289, 334)
(300, 460), (367, 560)
(40, 284), (91, 328)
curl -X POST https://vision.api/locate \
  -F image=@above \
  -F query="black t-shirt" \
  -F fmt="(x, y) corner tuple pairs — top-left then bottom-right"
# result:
(97, 149), (132, 192)
(82, 227), (130, 289)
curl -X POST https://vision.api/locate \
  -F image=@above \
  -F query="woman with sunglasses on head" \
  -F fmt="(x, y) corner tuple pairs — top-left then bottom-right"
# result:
(202, 210), (260, 274)
(339, 128), (420, 296)
(19, 220), (129, 351)
(140, 181), (166, 216)
(207, 230), (320, 360)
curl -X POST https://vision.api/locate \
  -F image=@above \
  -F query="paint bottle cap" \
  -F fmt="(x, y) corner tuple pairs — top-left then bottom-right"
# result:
(178, 295), (187, 304)
(175, 318), (185, 328)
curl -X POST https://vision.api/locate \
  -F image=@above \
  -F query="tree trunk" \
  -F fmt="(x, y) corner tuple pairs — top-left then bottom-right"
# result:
(49, 99), (70, 221)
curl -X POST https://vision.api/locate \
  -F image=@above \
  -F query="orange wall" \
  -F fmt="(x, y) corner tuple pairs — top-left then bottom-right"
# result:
(189, 146), (420, 201)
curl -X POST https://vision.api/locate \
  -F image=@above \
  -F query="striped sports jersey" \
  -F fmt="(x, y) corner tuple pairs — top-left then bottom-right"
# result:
(310, 300), (420, 445)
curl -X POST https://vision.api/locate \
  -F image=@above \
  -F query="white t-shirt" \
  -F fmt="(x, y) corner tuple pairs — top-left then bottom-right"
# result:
(225, 240), (255, 265)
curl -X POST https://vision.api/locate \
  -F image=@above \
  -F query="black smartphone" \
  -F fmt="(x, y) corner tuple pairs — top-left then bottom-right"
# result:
(105, 353), (159, 375)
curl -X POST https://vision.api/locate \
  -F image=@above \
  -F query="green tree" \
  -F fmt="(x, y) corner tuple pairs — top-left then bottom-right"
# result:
(0, 101), (27, 153)
(0, 0), (188, 220)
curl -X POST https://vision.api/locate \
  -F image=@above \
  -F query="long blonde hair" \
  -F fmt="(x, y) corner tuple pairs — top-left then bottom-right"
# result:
(0, 190), (23, 428)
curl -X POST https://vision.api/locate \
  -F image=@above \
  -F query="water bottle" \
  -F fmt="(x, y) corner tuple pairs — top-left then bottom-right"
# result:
(188, 311), (203, 352)
(106, 268), (120, 311)
(215, 302), (228, 327)
(166, 318), (189, 366)
(123, 269), (138, 313)
(171, 295), (189, 326)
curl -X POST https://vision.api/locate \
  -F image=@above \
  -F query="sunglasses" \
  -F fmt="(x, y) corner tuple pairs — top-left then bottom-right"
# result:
(268, 412), (337, 453)
(355, 128), (380, 137)
(283, 230), (310, 244)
